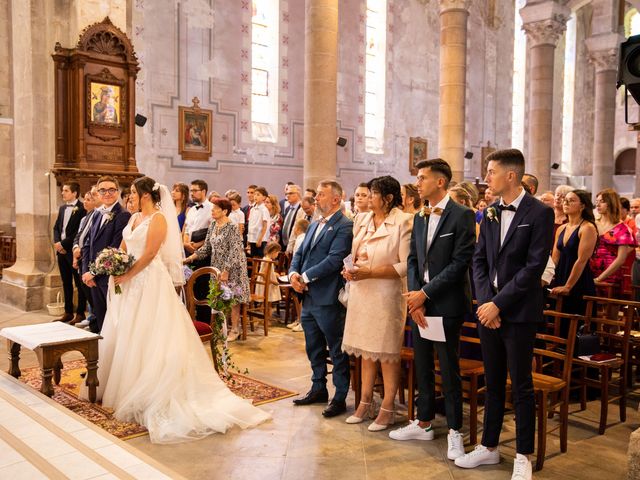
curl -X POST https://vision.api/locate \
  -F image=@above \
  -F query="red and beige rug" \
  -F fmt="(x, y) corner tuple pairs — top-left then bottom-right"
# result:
(18, 359), (296, 440)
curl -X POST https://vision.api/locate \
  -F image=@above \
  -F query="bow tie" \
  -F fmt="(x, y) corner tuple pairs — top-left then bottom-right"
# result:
(422, 206), (443, 216)
(99, 208), (113, 216)
(195, 204), (204, 210)
(498, 204), (517, 212)
(64, 204), (75, 208)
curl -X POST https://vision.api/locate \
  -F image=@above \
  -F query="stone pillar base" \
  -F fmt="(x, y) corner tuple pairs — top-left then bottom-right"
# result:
(0, 262), (61, 311)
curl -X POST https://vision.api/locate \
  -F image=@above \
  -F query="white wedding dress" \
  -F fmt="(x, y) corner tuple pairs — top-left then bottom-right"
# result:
(82, 212), (270, 443)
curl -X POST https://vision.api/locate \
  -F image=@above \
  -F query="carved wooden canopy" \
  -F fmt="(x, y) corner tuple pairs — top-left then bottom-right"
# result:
(52, 17), (141, 192)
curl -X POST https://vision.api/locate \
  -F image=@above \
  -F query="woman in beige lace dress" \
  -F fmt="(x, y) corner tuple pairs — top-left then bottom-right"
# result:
(341, 176), (413, 431)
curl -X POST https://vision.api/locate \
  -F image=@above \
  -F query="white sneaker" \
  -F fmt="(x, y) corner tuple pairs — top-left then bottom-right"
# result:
(292, 323), (304, 332)
(454, 445), (500, 469)
(75, 320), (90, 328)
(286, 321), (299, 330)
(389, 419), (434, 441)
(447, 429), (465, 460)
(511, 454), (532, 480)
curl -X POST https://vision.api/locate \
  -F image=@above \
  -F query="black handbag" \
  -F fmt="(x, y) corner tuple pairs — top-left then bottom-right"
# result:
(190, 227), (209, 243)
(574, 325), (601, 357)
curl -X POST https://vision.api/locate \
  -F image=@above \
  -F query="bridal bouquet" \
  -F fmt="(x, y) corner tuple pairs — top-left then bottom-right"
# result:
(89, 247), (135, 294)
(207, 279), (246, 377)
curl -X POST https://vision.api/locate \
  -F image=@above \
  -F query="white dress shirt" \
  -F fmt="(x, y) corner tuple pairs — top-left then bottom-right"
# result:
(494, 187), (527, 288)
(60, 199), (79, 240)
(424, 194), (450, 283)
(184, 200), (213, 239)
(98, 203), (118, 229)
(228, 209), (245, 226)
(247, 203), (271, 243)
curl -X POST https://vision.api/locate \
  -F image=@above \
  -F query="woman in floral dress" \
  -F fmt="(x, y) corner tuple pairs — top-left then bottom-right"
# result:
(185, 197), (250, 342)
(265, 194), (283, 244)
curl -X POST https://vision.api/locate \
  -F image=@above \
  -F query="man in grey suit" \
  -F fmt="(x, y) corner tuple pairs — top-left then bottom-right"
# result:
(389, 159), (476, 462)
(289, 180), (353, 418)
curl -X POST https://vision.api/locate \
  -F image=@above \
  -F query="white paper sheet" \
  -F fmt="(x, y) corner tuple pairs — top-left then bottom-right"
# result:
(417, 316), (446, 342)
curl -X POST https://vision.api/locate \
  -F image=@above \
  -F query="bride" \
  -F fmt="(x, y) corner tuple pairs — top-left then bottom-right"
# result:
(81, 176), (270, 443)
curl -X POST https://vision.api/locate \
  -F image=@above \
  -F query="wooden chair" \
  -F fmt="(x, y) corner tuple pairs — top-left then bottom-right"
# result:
(0, 236), (16, 275)
(527, 311), (581, 471)
(185, 266), (221, 371)
(571, 295), (637, 434)
(241, 257), (275, 339)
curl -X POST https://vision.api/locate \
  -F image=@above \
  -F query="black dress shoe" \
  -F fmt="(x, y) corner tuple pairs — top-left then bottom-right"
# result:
(293, 389), (329, 406)
(322, 400), (347, 418)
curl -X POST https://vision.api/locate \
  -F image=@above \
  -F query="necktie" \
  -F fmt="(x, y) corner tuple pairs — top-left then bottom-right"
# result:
(305, 215), (312, 222)
(498, 204), (517, 212)
(282, 206), (296, 245)
(422, 206), (443, 216)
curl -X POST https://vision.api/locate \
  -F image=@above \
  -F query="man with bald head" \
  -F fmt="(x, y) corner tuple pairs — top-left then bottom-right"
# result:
(281, 184), (304, 249)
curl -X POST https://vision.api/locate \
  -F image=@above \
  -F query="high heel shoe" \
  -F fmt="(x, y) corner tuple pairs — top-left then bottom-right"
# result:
(345, 399), (377, 424)
(368, 407), (396, 432)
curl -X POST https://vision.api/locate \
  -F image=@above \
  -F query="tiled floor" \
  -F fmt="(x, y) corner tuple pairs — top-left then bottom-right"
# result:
(0, 304), (636, 479)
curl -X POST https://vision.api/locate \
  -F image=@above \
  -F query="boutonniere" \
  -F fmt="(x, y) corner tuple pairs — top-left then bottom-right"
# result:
(486, 207), (499, 223)
(419, 205), (429, 218)
(72, 206), (79, 214)
(105, 212), (115, 223)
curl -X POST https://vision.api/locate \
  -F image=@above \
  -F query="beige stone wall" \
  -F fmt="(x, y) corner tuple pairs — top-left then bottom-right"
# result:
(0, 0), (14, 235)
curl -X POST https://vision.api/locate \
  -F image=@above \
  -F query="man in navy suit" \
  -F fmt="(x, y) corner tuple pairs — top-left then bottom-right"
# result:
(455, 149), (554, 480)
(289, 180), (353, 418)
(390, 159), (475, 461)
(81, 176), (131, 333)
(53, 181), (87, 324)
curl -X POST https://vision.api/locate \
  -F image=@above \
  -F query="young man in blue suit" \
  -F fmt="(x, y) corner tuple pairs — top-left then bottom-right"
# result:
(455, 149), (554, 480)
(289, 180), (353, 418)
(81, 176), (131, 333)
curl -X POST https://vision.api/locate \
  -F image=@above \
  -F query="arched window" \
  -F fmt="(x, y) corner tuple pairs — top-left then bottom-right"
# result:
(561, 14), (576, 173)
(625, 8), (640, 38)
(251, 0), (279, 142)
(511, 0), (527, 151)
(364, 0), (387, 154)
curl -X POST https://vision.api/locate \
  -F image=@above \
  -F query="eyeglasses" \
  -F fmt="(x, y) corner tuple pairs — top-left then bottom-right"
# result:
(189, 189), (202, 193)
(98, 188), (118, 195)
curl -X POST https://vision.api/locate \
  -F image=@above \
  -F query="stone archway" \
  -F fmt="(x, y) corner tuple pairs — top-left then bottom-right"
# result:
(615, 148), (636, 175)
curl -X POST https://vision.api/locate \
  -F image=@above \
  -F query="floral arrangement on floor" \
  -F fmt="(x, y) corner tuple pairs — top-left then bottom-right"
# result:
(207, 279), (248, 379)
(89, 248), (135, 294)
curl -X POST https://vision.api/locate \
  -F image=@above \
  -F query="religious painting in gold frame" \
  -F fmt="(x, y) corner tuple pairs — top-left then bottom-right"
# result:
(409, 137), (428, 175)
(179, 97), (212, 161)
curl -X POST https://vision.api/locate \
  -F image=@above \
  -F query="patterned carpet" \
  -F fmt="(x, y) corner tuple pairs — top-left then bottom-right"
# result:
(18, 359), (296, 440)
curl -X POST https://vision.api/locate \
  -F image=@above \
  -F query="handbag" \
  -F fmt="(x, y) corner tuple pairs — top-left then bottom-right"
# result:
(338, 281), (350, 308)
(190, 227), (209, 243)
(575, 325), (601, 357)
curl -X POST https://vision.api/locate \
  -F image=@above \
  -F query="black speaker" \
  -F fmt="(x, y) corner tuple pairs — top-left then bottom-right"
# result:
(464, 151), (473, 159)
(551, 162), (560, 170)
(336, 136), (347, 147)
(135, 114), (147, 127)
(618, 35), (640, 105)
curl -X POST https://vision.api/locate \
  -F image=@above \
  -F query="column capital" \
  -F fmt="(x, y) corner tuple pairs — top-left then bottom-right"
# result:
(439, 0), (470, 14)
(585, 32), (624, 73)
(520, 1), (570, 48)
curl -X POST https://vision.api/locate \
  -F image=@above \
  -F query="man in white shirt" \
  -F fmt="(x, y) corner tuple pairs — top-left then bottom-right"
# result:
(227, 192), (245, 235)
(183, 179), (213, 323)
(247, 186), (271, 257)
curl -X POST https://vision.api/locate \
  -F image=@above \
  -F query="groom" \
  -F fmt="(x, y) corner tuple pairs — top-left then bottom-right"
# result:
(455, 149), (554, 480)
(81, 176), (131, 333)
(289, 180), (353, 418)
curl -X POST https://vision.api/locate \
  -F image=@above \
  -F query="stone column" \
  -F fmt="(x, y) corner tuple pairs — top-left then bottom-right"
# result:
(521, 2), (569, 192)
(586, 33), (622, 196)
(437, 0), (469, 183)
(303, 0), (339, 189)
(0, 0), (58, 310)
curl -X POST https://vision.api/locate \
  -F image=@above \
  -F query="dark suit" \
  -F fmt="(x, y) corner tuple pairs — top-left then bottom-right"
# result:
(289, 211), (353, 401)
(81, 203), (131, 333)
(407, 199), (476, 430)
(241, 204), (252, 247)
(281, 203), (301, 249)
(53, 202), (87, 315)
(472, 192), (554, 454)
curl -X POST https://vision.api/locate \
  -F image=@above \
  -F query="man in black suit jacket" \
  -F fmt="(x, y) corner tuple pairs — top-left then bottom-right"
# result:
(455, 149), (554, 480)
(390, 159), (475, 461)
(53, 182), (87, 324)
(241, 185), (257, 247)
(81, 176), (131, 333)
